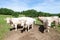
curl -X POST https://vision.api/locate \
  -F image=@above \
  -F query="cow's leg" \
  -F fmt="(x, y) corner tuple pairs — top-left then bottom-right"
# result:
(44, 26), (50, 32)
(44, 25), (47, 33)
(27, 25), (30, 32)
(44, 29), (46, 33)
(21, 23), (25, 29)
(44, 27), (49, 32)
(55, 21), (58, 28)
(44, 27), (47, 33)
(47, 27), (50, 32)
(47, 21), (51, 32)
(15, 24), (17, 31)
(43, 23), (46, 33)
(22, 24), (24, 29)
(25, 25), (28, 32)
(31, 24), (33, 29)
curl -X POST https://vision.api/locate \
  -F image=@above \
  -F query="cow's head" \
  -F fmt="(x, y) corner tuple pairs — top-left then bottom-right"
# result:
(5, 17), (11, 24)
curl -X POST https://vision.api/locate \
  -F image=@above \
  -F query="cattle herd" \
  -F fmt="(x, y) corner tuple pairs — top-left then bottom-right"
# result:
(5, 16), (60, 33)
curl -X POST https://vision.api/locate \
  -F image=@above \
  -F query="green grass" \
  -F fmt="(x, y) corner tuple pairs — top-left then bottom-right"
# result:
(55, 25), (60, 33)
(34, 17), (43, 25)
(0, 15), (26, 40)
(56, 27), (60, 32)
(0, 15), (12, 40)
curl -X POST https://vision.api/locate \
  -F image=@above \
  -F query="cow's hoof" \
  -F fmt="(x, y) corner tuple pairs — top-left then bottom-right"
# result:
(47, 30), (49, 32)
(53, 27), (55, 29)
(15, 29), (17, 31)
(27, 30), (30, 32)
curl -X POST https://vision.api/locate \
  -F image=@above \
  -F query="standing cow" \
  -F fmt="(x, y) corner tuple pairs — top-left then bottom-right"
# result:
(5, 17), (25, 31)
(5, 17), (36, 32)
(38, 16), (59, 32)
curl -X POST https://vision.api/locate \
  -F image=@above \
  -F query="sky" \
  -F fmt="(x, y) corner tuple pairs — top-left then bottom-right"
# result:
(0, 0), (60, 13)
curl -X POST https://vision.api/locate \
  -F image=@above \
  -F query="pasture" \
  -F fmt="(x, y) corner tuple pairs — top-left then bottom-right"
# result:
(0, 15), (60, 40)
(0, 15), (12, 40)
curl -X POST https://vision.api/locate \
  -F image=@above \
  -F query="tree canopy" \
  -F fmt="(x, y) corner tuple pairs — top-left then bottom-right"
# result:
(0, 8), (60, 17)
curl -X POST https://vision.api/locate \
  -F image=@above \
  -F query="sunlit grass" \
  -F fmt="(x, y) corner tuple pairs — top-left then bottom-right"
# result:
(34, 17), (42, 25)
(0, 15), (11, 40)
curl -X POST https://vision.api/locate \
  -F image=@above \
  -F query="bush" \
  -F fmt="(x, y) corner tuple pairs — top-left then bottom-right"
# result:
(12, 12), (19, 17)
(0, 8), (14, 15)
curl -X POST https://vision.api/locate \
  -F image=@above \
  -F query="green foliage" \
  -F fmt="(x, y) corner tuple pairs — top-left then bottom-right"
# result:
(57, 13), (60, 17)
(0, 8), (14, 15)
(0, 15), (12, 40)
(21, 9), (38, 17)
(12, 12), (19, 17)
(51, 21), (55, 28)
(19, 14), (25, 17)
(35, 17), (42, 25)
(0, 8), (60, 17)
(21, 9), (52, 17)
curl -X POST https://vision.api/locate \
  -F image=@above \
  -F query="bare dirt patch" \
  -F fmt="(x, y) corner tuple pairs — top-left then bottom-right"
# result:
(4, 25), (60, 40)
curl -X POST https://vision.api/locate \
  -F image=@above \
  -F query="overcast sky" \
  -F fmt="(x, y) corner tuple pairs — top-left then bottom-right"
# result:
(0, 0), (60, 13)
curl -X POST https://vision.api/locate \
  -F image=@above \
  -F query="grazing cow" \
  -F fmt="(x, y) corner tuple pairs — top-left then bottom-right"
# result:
(19, 17), (36, 32)
(5, 17), (23, 31)
(5, 17), (36, 32)
(38, 17), (52, 32)
(38, 16), (59, 32)
(25, 17), (36, 32)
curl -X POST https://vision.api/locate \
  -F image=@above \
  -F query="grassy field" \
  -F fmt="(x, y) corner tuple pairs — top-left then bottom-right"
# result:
(0, 15), (12, 40)
(0, 15), (60, 40)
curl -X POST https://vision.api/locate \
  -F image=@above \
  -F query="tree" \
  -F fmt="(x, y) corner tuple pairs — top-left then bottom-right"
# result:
(21, 9), (38, 17)
(0, 8), (59, 17)
(57, 13), (60, 17)
(0, 8), (14, 15)
(12, 12), (19, 17)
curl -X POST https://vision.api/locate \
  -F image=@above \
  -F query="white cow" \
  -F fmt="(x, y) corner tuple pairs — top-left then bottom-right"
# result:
(5, 17), (36, 32)
(38, 17), (52, 32)
(25, 17), (36, 32)
(38, 16), (59, 32)
(5, 17), (24, 31)
(19, 17), (36, 32)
